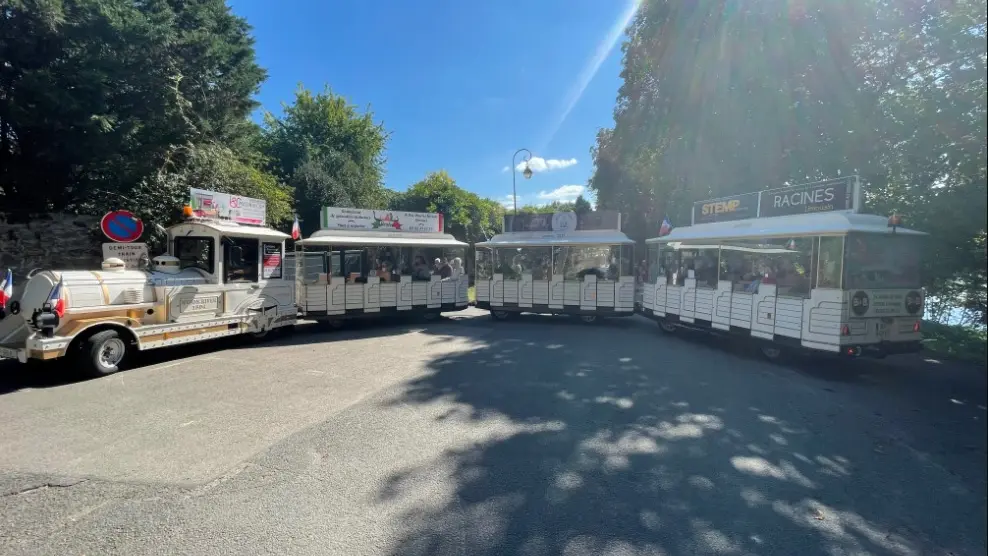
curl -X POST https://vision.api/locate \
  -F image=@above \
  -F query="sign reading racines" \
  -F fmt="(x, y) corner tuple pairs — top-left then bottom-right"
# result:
(691, 176), (857, 225)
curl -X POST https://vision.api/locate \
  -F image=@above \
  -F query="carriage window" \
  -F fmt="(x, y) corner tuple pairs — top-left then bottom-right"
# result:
(816, 236), (844, 289)
(607, 244), (633, 280)
(476, 248), (494, 280)
(843, 233), (921, 290)
(719, 245), (755, 292)
(772, 237), (812, 297)
(693, 248), (719, 289)
(174, 236), (215, 274)
(496, 247), (551, 280)
(552, 245), (610, 281)
(646, 244), (660, 284)
(368, 247), (400, 282)
(223, 237), (259, 283)
(660, 246), (679, 285)
(398, 247), (443, 280)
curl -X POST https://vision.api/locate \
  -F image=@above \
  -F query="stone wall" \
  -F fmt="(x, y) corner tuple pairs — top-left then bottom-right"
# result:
(0, 213), (104, 297)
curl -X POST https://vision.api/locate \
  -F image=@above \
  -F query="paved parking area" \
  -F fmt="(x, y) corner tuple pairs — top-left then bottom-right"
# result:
(1, 309), (984, 555)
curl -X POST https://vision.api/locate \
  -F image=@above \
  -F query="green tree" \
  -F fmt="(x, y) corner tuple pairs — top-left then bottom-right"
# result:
(392, 170), (503, 244)
(0, 0), (267, 214)
(573, 195), (592, 214)
(262, 85), (390, 236)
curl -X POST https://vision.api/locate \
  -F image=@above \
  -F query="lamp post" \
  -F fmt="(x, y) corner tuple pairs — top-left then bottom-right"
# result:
(512, 148), (533, 216)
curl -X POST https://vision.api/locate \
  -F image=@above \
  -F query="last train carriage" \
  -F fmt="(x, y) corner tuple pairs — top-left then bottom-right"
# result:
(474, 210), (636, 322)
(639, 176), (927, 360)
(289, 207), (470, 324)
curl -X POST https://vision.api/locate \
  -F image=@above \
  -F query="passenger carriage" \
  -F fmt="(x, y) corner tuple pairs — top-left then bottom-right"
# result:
(0, 189), (296, 376)
(639, 176), (927, 360)
(474, 210), (636, 323)
(289, 207), (470, 325)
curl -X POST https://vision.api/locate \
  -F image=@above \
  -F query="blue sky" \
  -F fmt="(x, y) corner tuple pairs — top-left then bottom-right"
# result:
(228, 0), (640, 209)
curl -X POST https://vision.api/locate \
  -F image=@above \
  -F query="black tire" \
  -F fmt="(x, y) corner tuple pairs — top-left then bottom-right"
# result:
(579, 314), (598, 324)
(83, 329), (129, 377)
(760, 344), (785, 362)
(422, 311), (441, 322)
(490, 309), (511, 321)
(658, 319), (677, 334)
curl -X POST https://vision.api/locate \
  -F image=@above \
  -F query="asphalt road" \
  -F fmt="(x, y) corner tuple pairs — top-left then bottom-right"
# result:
(1, 308), (985, 556)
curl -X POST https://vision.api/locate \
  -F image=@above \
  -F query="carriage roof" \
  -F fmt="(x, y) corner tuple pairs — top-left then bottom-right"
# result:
(646, 212), (926, 244)
(477, 230), (635, 247)
(298, 229), (467, 248)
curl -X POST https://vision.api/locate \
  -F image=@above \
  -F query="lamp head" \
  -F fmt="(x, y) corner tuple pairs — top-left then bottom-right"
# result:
(522, 165), (533, 180)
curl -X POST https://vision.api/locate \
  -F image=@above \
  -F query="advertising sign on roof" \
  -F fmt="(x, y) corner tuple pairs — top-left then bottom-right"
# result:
(189, 188), (267, 226)
(503, 210), (621, 233)
(690, 176), (858, 225)
(320, 207), (444, 233)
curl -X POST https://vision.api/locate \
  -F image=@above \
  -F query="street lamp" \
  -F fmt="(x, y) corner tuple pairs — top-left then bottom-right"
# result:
(512, 148), (533, 216)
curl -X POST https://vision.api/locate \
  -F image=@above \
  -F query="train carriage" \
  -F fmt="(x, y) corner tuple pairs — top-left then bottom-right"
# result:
(290, 207), (470, 324)
(639, 176), (927, 360)
(474, 210), (636, 323)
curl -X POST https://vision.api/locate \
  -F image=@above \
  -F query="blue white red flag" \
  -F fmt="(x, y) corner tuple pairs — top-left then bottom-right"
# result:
(0, 269), (12, 309)
(49, 276), (66, 318)
(658, 217), (673, 237)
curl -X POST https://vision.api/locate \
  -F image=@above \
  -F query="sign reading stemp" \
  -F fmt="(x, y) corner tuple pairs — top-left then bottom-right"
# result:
(692, 192), (760, 225)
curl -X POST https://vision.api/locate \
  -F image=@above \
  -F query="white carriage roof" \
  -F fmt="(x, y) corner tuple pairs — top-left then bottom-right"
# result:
(299, 229), (467, 247)
(477, 230), (635, 247)
(173, 219), (291, 240)
(646, 212), (926, 244)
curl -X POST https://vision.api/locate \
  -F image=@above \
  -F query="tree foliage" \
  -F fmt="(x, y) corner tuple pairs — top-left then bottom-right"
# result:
(261, 85), (391, 236)
(589, 0), (986, 323)
(391, 170), (503, 244)
(0, 0), (268, 218)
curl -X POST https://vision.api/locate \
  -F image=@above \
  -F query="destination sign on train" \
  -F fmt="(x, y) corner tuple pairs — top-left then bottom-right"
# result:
(321, 207), (443, 233)
(692, 192), (760, 224)
(758, 178), (853, 218)
(692, 177), (856, 224)
(503, 210), (620, 233)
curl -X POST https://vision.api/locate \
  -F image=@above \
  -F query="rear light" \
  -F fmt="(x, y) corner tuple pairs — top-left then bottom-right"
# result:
(913, 321), (921, 332)
(840, 324), (850, 336)
(845, 346), (861, 356)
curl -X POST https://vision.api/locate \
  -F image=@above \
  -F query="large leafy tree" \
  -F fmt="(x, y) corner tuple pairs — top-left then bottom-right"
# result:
(0, 0), (268, 215)
(262, 85), (391, 237)
(590, 0), (986, 323)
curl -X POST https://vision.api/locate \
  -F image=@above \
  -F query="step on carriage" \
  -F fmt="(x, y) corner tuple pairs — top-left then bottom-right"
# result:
(639, 176), (927, 360)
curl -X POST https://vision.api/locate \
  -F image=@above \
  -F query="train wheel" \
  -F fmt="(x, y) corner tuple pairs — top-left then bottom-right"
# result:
(579, 315), (598, 324)
(85, 329), (129, 377)
(760, 345), (784, 361)
(658, 319), (677, 334)
(491, 310), (511, 321)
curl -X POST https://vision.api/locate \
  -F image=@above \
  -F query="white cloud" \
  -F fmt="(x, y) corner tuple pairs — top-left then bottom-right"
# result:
(502, 157), (579, 173)
(538, 184), (585, 202)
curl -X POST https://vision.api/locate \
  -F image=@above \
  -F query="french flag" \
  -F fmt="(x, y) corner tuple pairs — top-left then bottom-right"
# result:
(0, 269), (12, 309)
(658, 217), (673, 237)
(291, 214), (301, 240)
(49, 276), (66, 318)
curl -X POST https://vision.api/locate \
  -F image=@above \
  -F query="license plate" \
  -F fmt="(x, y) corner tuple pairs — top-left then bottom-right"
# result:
(0, 346), (18, 360)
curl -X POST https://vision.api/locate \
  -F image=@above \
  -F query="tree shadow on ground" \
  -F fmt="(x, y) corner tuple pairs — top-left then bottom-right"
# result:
(376, 317), (984, 556)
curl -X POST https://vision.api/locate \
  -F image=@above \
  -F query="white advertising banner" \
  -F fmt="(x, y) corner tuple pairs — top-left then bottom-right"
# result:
(102, 242), (149, 269)
(190, 188), (267, 225)
(321, 207), (443, 233)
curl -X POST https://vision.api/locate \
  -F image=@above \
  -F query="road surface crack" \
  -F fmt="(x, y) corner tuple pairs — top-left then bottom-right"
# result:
(2, 479), (89, 497)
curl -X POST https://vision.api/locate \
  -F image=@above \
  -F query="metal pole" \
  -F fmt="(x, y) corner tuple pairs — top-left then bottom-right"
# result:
(511, 148), (532, 217)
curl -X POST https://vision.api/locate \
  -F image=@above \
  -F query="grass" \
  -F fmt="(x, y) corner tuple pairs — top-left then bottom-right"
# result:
(921, 320), (987, 364)
(468, 286), (476, 304)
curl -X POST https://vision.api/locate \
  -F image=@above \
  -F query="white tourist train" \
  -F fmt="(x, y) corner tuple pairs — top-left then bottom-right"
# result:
(474, 210), (636, 322)
(0, 189), (296, 376)
(288, 207), (470, 325)
(638, 176), (927, 359)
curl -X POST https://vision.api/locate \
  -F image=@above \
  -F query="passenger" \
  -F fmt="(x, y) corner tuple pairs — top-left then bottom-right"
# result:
(438, 258), (453, 279)
(450, 257), (463, 278)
